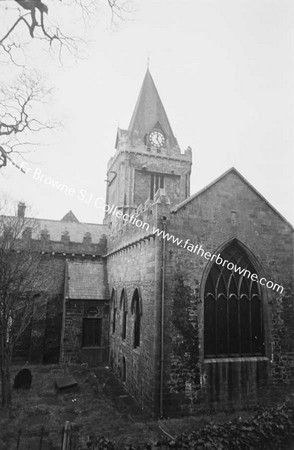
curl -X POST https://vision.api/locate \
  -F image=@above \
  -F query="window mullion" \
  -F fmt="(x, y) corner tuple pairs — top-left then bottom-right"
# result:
(226, 283), (229, 355)
(249, 286), (252, 354)
(215, 284), (218, 356)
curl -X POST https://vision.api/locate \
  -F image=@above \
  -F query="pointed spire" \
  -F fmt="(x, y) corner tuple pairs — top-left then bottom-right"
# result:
(128, 69), (178, 148)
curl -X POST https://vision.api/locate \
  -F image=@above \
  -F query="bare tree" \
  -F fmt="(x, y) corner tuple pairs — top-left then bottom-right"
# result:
(0, 71), (55, 166)
(0, 200), (56, 407)
(0, 0), (133, 64)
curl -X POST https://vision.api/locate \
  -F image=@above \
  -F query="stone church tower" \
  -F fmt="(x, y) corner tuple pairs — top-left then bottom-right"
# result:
(106, 69), (294, 418)
(105, 69), (195, 415)
(103, 69), (192, 228)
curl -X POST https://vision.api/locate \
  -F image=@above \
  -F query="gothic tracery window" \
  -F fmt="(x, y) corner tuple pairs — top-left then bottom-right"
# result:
(204, 241), (265, 358)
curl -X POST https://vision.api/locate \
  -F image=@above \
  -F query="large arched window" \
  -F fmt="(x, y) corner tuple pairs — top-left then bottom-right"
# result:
(204, 241), (265, 358)
(120, 289), (127, 340)
(131, 288), (142, 348)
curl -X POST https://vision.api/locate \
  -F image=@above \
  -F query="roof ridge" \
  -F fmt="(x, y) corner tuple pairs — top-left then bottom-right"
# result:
(27, 217), (107, 226)
(172, 167), (293, 229)
(61, 210), (80, 223)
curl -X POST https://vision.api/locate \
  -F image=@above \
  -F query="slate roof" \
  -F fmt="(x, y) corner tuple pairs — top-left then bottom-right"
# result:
(172, 167), (293, 229)
(66, 260), (108, 300)
(127, 69), (178, 148)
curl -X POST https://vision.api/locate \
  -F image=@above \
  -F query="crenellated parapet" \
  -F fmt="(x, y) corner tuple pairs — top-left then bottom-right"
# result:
(106, 188), (171, 256)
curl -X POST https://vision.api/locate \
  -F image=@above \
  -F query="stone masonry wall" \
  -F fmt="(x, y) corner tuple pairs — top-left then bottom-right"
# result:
(107, 239), (158, 413)
(61, 299), (109, 364)
(13, 258), (65, 364)
(106, 193), (171, 415)
(162, 171), (293, 415)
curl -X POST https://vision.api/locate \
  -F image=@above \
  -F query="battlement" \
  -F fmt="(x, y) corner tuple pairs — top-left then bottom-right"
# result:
(106, 189), (171, 255)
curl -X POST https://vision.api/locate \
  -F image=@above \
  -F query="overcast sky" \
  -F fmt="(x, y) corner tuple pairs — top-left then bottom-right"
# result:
(1, 0), (293, 225)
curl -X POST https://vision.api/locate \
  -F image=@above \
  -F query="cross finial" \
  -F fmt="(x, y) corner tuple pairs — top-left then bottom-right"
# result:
(147, 55), (150, 69)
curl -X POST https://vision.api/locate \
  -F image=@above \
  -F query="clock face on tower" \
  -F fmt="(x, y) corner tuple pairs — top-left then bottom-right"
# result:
(149, 130), (166, 148)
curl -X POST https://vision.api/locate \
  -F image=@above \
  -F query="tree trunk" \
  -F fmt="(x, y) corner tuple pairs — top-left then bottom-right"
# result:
(0, 336), (12, 407)
(1, 368), (11, 407)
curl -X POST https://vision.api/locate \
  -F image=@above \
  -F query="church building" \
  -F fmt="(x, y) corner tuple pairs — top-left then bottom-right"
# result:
(11, 69), (294, 417)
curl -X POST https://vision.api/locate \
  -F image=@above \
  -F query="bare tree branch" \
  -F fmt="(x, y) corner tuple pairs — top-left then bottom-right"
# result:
(0, 72), (58, 161)
(0, 0), (133, 64)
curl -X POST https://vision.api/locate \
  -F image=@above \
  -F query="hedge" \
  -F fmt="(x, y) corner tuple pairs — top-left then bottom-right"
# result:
(85, 396), (294, 449)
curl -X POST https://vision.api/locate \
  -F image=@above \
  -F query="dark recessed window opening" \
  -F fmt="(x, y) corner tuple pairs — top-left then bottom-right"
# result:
(113, 307), (117, 334)
(82, 318), (102, 347)
(144, 134), (151, 150)
(120, 289), (127, 340)
(111, 289), (116, 334)
(122, 310), (127, 340)
(122, 356), (126, 382)
(132, 288), (141, 348)
(204, 241), (265, 358)
(150, 174), (164, 200)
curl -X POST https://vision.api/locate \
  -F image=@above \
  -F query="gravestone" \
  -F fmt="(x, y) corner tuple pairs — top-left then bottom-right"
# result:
(55, 375), (78, 391)
(13, 368), (32, 390)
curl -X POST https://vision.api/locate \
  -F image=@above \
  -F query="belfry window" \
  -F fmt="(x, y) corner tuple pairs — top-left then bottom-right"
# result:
(120, 289), (127, 340)
(204, 241), (265, 358)
(150, 174), (164, 200)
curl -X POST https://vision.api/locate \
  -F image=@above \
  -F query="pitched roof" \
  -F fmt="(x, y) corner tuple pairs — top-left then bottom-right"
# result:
(66, 260), (108, 299)
(172, 167), (293, 229)
(128, 69), (178, 148)
(61, 210), (79, 223)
